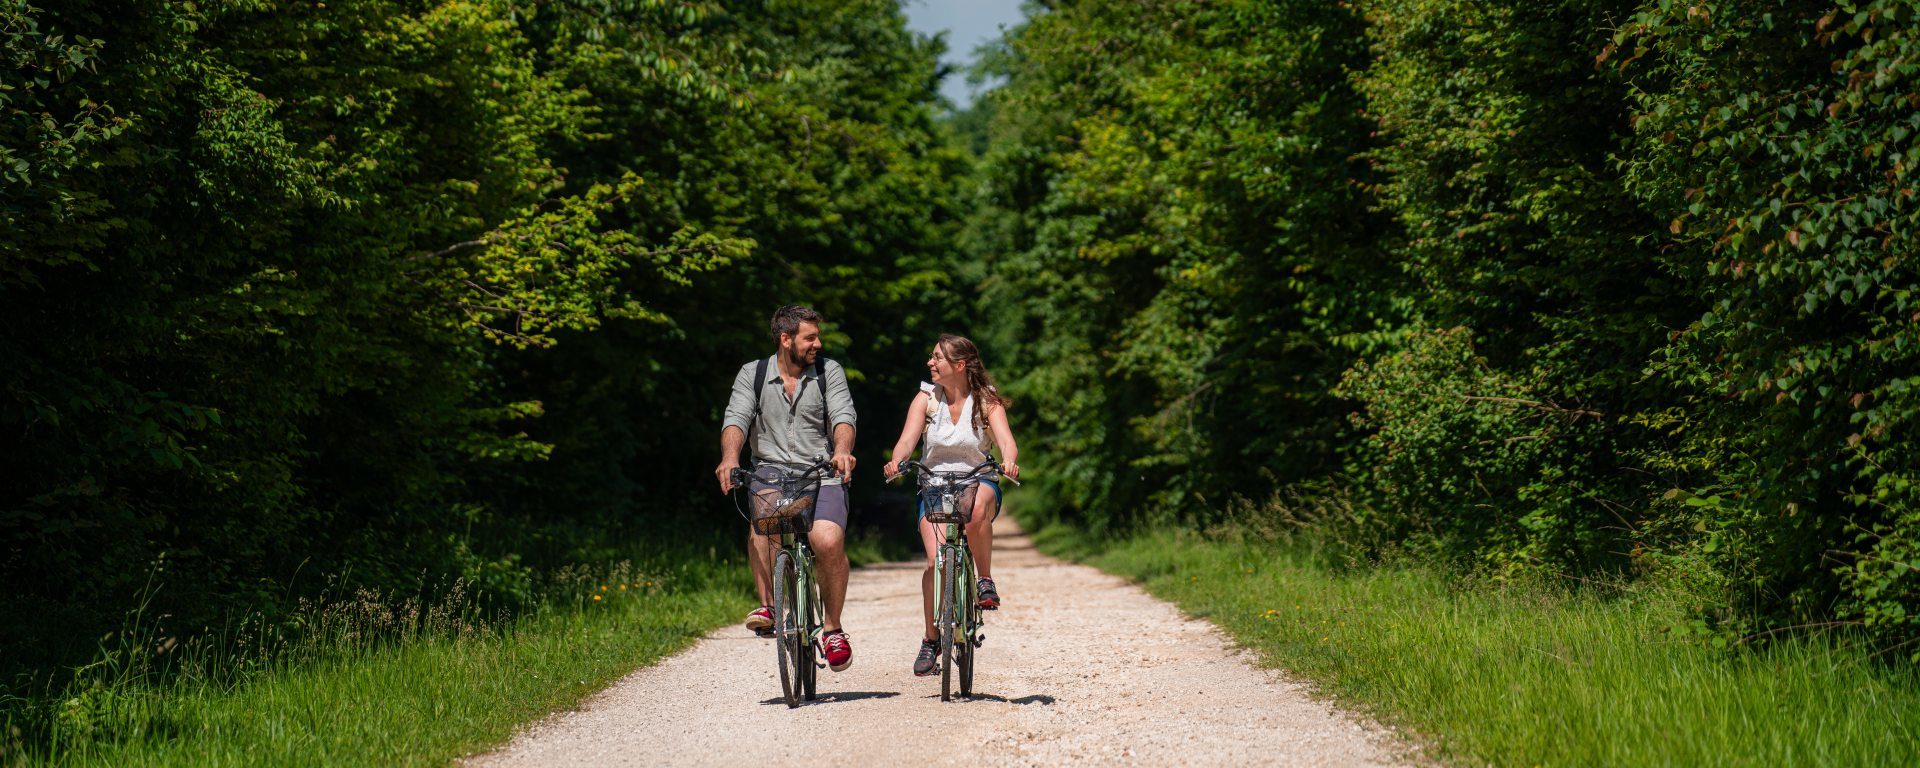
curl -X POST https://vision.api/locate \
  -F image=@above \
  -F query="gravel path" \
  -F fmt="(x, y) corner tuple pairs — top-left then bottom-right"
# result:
(466, 516), (1409, 766)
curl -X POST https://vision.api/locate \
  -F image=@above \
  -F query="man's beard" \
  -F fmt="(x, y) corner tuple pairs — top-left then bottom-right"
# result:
(783, 344), (815, 367)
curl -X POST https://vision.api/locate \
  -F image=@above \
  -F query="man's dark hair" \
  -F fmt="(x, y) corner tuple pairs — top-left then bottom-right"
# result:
(770, 304), (823, 343)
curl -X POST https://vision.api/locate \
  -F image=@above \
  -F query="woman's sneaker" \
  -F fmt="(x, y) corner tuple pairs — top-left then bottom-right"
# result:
(823, 629), (853, 671)
(744, 605), (773, 636)
(912, 638), (940, 676)
(977, 577), (1001, 610)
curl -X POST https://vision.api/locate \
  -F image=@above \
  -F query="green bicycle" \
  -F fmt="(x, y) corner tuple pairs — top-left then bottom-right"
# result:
(894, 458), (1013, 702)
(731, 458), (833, 708)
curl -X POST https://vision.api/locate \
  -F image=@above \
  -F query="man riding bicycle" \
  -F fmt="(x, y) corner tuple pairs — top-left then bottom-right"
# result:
(714, 305), (859, 671)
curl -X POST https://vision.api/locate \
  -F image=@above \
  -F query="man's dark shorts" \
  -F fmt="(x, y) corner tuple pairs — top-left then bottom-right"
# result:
(810, 483), (850, 530)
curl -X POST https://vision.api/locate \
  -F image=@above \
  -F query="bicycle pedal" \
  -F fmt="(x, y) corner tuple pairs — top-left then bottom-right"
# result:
(974, 633), (985, 647)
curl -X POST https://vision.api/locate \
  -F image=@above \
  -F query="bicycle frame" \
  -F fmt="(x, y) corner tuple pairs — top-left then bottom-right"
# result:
(896, 458), (1005, 701)
(772, 524), (821, 706)
(934, 513), (978, 701)
(732, 459), (832, 708)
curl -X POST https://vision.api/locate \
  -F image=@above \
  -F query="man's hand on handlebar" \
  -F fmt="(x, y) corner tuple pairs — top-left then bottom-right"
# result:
(831, 452), (857, 483)
(715, 460), (739, 494)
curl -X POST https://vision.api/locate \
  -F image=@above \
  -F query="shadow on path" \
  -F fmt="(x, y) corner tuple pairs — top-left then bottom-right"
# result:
(915, 692), (1056, 705)
(758, 691), (902, 707)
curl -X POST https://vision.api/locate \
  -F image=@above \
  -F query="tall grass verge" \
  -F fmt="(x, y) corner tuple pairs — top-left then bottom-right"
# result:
(0, 502), (916, 767)
(1, 549), (752, 766)
(1028, 521), (1920, 766)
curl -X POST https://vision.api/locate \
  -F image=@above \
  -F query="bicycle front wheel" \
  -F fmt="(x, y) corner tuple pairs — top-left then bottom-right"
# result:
(802, 570), (819, 701)
(938, 548), (959, 702)
(957, 559), (977, 697)
(773, 550), (801, 709)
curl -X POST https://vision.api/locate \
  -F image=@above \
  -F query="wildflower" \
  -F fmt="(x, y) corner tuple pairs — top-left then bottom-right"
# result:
(592, 595), (602, 602)
(600, 585), (608, 591)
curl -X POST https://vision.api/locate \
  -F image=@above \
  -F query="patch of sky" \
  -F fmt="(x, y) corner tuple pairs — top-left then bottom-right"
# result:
(899, 0), (1028, 110)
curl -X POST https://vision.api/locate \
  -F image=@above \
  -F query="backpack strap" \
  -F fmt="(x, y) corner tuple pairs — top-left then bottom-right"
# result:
(814, 357), (834, 456)
(752, 356), (769, 417)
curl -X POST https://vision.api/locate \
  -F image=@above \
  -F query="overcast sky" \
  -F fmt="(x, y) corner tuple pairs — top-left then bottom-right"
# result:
(899, 0), (1028, 109)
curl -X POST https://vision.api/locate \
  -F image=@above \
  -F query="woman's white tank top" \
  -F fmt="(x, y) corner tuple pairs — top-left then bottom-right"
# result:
(920, 382), (991, 473)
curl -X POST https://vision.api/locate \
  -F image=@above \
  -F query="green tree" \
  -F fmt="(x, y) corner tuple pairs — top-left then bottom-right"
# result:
(1617, 0), (1920, 643)
(971, 0), (1389, 532)
(0, 0), (961, 678)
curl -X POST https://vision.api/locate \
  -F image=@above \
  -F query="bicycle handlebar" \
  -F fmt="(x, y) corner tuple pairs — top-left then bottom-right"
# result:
(891, 458), (1020, 486)
(730, 455), (836, 489)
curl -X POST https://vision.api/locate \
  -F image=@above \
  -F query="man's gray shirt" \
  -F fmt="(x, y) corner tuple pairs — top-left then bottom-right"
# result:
(723, 355), (858, 485)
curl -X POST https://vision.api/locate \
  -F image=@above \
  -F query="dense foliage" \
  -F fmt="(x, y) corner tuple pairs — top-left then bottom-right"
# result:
(10, 0), (1920, 746)
(974, 0), (1920, 650)
(1615, 0), (1920, 640)
(1, 0), (962, 682)
(971, 0), (1392, 534)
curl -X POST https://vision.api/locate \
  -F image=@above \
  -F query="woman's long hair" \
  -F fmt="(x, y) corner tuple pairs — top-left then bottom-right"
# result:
(938, 334), (1009, 432)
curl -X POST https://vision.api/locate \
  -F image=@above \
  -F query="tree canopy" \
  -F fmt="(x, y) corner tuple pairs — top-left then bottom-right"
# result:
(971, 0), (1920, 651)
(1, 0), (965, 671)
(7, 0), (1920, 694)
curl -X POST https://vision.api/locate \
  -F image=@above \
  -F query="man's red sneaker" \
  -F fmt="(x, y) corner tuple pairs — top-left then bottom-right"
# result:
(744, 605), (773, 636)
(822, 629), (853, 671)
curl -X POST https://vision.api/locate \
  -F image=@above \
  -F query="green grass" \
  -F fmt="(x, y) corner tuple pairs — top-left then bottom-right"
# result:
(1030, 522), (1920, 767)
(7, 565), (748, 767)
(3, 520), (916, 767)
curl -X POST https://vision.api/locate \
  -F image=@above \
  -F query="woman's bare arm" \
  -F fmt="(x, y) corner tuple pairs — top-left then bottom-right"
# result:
(886, 391), (930, 479)
(986, 401), (1019, 480)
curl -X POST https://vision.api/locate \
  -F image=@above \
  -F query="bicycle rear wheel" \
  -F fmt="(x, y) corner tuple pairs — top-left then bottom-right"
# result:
(938, 549), (958, 702)
(773, 551), (800, 709)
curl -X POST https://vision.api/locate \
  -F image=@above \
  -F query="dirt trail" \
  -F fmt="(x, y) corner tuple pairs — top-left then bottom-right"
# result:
(467, 516), (1409, 766)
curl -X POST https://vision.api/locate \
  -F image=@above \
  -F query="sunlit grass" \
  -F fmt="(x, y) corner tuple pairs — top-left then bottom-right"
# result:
(1, 520), (914, 767)
(1031, 522), (1920, 767)
(4, 562), (747, 767)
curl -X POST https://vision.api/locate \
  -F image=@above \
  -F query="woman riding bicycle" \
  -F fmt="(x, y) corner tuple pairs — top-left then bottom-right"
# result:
(882, 334), (1020, 677)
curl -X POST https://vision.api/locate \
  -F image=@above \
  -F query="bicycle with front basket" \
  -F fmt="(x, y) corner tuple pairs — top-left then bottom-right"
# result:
(730, 457), (834, 708)
(891, 457), (1014, 701)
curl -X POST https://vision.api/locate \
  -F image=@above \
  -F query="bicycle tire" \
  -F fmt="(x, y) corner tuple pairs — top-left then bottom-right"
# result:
(802, 573), (819, 700)
(773, 551), (800, 709)
(958, 559), (976, 696)
(938, 549), (958, 702)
